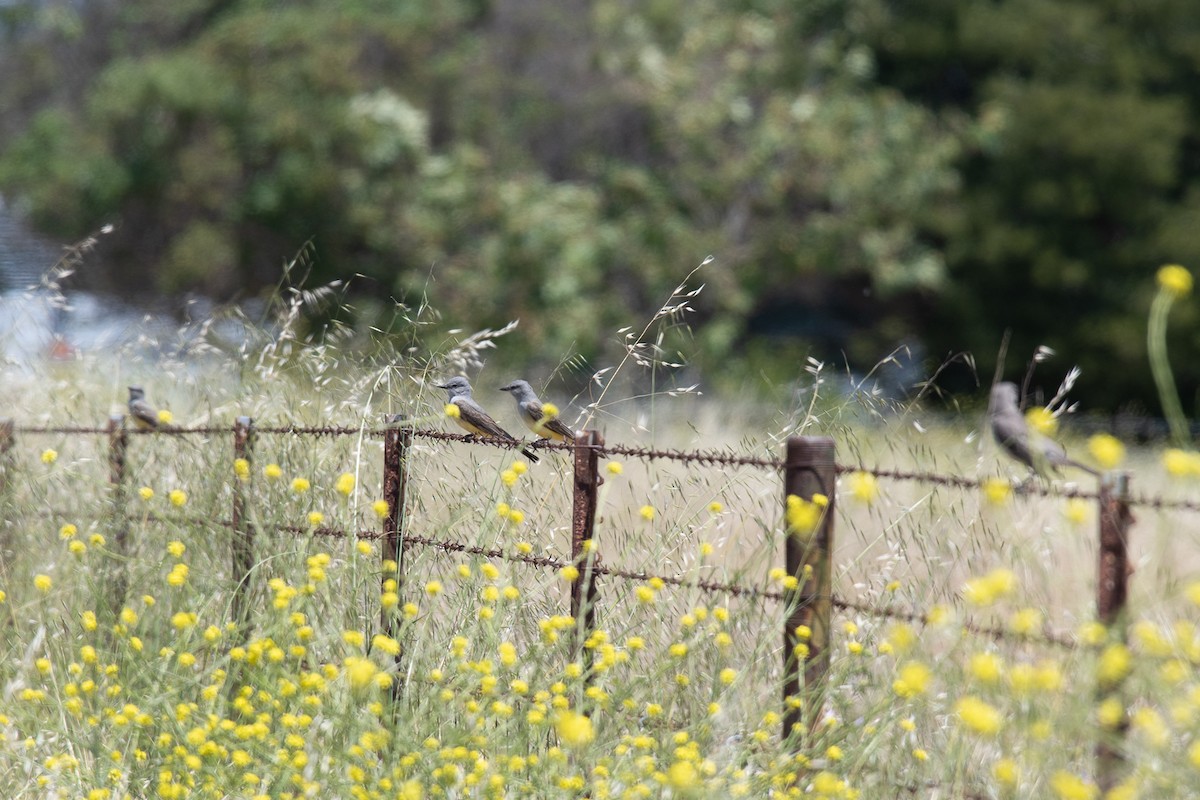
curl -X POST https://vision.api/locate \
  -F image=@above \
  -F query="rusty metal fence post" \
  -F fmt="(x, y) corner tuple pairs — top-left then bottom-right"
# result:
(1096, 471), (1133, 793)
(107, 414), (129, 611)
(782, 436), (836, 745)
(381, 415), (411, 695)
(570, 430), (603, 669)
(231, 417), (255, 625)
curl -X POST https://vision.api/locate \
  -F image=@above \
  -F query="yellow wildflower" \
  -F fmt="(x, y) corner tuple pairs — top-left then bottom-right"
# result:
(1163, 448), (1200, 478)
(1097, 643), (1132, 687)
(1024, 406), (1057, 436)
(1049, 771), (1098, 800)
(846, 471), (879, 503)
(1087, 434), (1124, 469)
(335, 472), (355, 496)
(981, 477), (1012, 505)
(892, 661), (931, 697)
(963, 568), (1017, 606)
(1157, 263), (1193, 297)
(1063, 497), (1088, 525)
(955, 696), (1002, 735)
(554, 711), (594, 749)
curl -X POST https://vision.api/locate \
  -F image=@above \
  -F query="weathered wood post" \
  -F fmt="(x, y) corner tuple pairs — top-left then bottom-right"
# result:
(231, 417), (255, 625)
(782, 436), (836, 745)
(570, 430), (603, 670)
(1096, 471), (1133, 793)
(381, 415), (411, 697)
(107, 415), (129, 611)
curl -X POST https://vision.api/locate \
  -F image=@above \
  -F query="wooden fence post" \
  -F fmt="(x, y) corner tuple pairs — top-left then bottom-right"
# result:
(231, 417), (255, 625)
(381, 415), (411, 694)
(782, 436), (836, 745)
(1096, 471), (1133, 793)
(570, 430), (603, 669)
(107, 414), (129, 611)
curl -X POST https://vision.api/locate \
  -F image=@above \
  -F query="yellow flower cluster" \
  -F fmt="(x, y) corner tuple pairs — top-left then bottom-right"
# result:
(786, 493), (829, 536)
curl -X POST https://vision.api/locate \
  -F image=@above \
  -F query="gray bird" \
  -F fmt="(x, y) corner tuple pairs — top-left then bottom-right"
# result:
(436, 376), (539, 463)
(500, 380), (576, 442)
(989, 382), (1096, 477)
(128, 386), (161, 430)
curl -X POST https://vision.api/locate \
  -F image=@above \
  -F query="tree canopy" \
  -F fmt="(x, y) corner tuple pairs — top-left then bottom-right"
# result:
(2, 0), (1198, 409)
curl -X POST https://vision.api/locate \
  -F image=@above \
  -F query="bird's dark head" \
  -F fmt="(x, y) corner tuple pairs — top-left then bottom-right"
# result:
(499, 380), (533, 395)
(435, 376), (472, 397)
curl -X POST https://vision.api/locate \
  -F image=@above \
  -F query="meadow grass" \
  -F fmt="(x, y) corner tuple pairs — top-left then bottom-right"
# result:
(2, 280), (1200, 798)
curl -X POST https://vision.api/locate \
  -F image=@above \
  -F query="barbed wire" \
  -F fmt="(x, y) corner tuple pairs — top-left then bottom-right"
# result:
(287, 524), (787, 600)
(12, 508), (1119, 652)
(6, 422), (1200, 512)
(832, 595), (1077, 650)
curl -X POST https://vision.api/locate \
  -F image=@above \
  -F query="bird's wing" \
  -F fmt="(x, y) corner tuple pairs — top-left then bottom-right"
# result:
(455, 398), (517, 441)
(991, 414), (1033, 468)
(129, 399), (160, 428)
(523, 398), (574, 440)
(543, 418), (575, 440)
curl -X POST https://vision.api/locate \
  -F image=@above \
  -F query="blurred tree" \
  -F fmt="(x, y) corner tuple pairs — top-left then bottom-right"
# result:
(0, 0), (959, 387)
(865, 0), (1200, 409)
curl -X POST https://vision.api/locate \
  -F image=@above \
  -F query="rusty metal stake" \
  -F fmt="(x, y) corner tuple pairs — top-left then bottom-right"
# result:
(782, 436), (836, 746)
(381, 415), (411, 698)
(1096, 471), (1133, 794)
(570, 430), (603, 670)
(107, 414), (129, 612)
(231, 417), (255, 626)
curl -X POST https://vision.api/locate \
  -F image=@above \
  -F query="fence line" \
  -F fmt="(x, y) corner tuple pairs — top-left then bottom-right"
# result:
(24, 501), (1090, 657)
(7, 420), (1199, 512)
(0, 413), (1144, 780)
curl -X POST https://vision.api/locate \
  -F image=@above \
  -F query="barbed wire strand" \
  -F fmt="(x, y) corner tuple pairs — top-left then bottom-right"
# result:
(24, 508), (1090, 650)
(8, 423), (1200, 511)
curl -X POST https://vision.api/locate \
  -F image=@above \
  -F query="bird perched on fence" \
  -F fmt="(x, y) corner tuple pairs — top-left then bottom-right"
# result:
(128, 386), (164, 431)
(436, 376), (539, 463)
(500, 379), (576, 443)
(989, 382), (1097, 477)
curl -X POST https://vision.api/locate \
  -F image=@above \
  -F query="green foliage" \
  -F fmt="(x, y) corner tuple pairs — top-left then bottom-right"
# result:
(8, 0), (1200, 408)
(0, 0), (958, 382)
(866, 0), (1200, 406)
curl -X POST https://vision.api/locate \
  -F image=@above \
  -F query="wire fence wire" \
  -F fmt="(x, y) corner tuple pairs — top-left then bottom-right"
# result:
(0, 412), (1166, 796)
(8, 421), (1200, 512)
(0, 418), (1179, 659)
